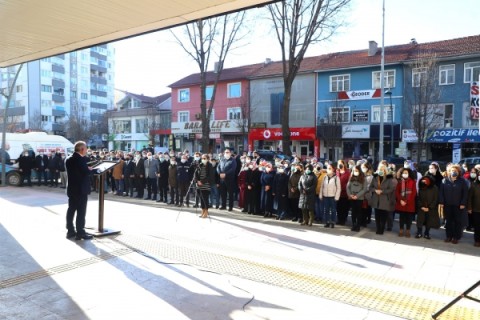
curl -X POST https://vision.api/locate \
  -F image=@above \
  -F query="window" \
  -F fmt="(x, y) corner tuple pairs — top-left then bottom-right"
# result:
(412, 67), (427, 87)
(439, 65), (455, 85)
(135, 118), (149, 133)
(178, 89), (190, 102)
(206, 86), (214, 100)
(16, 85), (23, 93)
(329, 107), (350, 123)
(81, 93), (88, 100)
(112, 120), (131, 134)
(40, 69), (52, 78)
(372, 70), (395, 89)
(178, 111), (189, 122)
(71, 91), (77, 98)
(227, 83), (241, 98)
(443, 104), (453, 128)
(371, 105), (395, 123)
(81, 66), (88, 74)
(41, 85), (52, 93)
(227, 107), (242, 120)
(330, 75), (350, 92)
(464, 61), (480, 83)
(41, 100), (51, 108)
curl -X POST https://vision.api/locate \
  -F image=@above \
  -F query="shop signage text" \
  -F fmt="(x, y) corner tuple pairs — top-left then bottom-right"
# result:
(171, 120), (243, 134)
(338, 89), (381, 100)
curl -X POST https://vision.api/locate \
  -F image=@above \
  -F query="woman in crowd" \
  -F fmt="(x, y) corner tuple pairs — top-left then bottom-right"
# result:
(466, 167), (477, 231)
(273, 165), (289, 220)
(395, 167), (417, 237)
(195, 154), (213, 218)
(467, 168), (480, 247)
(439, 164), (468, 244)
(425, 162), (443, 189)
(168, 157), (178, 206)
(260, 162), (276, 218)
(369, 164), (396, 235)
(336, 159), (351, 226)
(288, 163), (303, 222)
(361, 162), (374, 226)
(237, 156), (248, 211)
(320, 164), (341, 228)
(347, 165), (368, 232)
(298, 164), (317, 226)
(314, 163), (327, 222)
(245, 161), (261, 215)
(416, 175), (440, 239)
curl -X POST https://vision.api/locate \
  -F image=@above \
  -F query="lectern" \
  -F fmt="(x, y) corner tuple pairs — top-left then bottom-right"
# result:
(87, 161), (121, 237)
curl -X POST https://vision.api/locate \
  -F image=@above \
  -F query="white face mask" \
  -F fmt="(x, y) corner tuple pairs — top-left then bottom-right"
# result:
(404, 164), (410, 169)
(429, 168), (436, 174)
(23, 153), (28, 157)
(248, 165), (254, 169)
(181, 159), (187, 163)
(402, 173), (409, 179)
(361, 167), (368, 173)
(471, 173), (477, 179)
(278, 169), (284, 173)
(224, 153), (231, 159)
(135, 155), (140, 160)
(148, 156), (152, 160)
(170, 161), (176, 165)
(353, 171), (359, 176)
(327, 169), (333, 175)
(246, 159), (251, 164)
(201, 159), (208, 165)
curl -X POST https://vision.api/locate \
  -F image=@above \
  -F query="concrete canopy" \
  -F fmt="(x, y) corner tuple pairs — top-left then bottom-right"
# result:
(0, 0), (277, 67)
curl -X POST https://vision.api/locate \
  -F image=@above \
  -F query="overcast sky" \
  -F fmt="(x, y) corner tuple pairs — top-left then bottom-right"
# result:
(113, 0), (478, 97)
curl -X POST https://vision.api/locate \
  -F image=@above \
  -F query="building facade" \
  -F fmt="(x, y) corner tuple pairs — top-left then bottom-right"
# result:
(107, 91), (171, 152)
(0, 44), (115, 139)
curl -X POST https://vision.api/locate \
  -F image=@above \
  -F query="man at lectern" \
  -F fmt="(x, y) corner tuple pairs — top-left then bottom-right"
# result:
(65, 141), (95, 240)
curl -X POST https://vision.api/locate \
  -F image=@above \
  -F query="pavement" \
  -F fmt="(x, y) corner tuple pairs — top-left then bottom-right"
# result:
(0, 185), (479, 320)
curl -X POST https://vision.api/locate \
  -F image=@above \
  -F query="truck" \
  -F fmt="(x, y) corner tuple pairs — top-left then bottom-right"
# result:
(0, 132), (74, 162)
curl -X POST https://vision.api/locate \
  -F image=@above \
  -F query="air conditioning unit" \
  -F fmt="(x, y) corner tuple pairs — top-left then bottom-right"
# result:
(319, 117), (327, 124)
(195, 113), (202, 120)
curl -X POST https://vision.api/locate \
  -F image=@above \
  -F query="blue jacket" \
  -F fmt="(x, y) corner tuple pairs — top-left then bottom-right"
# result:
(439, 177), (468, 206)
(176, 161), (191, 183)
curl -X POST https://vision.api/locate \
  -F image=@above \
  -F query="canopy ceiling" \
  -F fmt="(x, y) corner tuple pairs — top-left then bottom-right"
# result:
(0, 0), (277, 67)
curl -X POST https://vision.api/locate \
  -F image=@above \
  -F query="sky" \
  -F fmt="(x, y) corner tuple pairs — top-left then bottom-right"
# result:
(113, 0), (479, 97)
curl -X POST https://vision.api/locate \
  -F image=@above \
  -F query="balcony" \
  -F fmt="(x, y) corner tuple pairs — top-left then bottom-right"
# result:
(52, 109), (66, 117)
(5, 106), (25, 116)
(52, 123), (65, 132)
(90, 64), (107, 73)
(52, 64), (65, 73)
(52, 79), (65, 88)
(52, 94), (65, 103)
(90, 89), (107, 97)
(91, 102), (108, 110)
(90, 75), (107, 85)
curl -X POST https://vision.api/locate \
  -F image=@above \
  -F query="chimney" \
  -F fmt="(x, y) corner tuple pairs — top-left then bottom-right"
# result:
(410, 38), (417, 45)
(368, 41), (378, 57)
(264, 58), (272, 65)
(214, 61), (221, 73)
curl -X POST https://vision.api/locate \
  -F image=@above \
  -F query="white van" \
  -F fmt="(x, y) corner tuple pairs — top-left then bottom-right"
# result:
(0, 132), (74, 162)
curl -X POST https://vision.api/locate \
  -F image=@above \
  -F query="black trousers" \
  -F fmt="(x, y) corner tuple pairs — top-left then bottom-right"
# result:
(245, 187), (260, 214)
(135, 176), (145, 197)
(170, 184), (178, 204)
(289, 197), (301, 219)
(444, 205), (464, 240)
(21, 171), (32, 186)
(158, 178), (169, 202)
(350, 199), (363, 227)
(337, 197), (350, 225)
(125, 176), (135, 196)
(66, 194), (88, 235)
(219, 179), (234, 209)
(146, 177), (158, 199)
(199, 189), (210, 209)
(375, 208), (388, 234)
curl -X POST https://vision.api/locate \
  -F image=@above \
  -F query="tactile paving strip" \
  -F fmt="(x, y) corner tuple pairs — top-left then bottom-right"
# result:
(0, 248), (132, 289)
(111, 233), (480, 320)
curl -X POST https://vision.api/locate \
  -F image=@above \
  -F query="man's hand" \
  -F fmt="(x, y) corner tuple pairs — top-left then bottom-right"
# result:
(220, 173), (226, 179)
(460, 205), (465, 210)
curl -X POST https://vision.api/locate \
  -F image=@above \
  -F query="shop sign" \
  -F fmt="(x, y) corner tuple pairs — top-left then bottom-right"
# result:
(342, 125), (370, 139)
(115, 133), (148, 141)
(338, 89), (381, 100)
(426, 128), (480, 143)
(171, 120), (244, 134)
(470, 81), (479, 119)
(352, 110), (369, 122)
(402, 129), (418, 143)
(248, 127), (316, 141)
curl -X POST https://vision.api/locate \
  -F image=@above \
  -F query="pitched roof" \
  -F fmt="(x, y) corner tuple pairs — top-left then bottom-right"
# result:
(117, 90), (171, 105)
(168, 63), (265, 88)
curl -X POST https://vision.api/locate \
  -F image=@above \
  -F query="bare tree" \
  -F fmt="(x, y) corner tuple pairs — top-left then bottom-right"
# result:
(29, 110), (46, 132)
(405, 52), (443, 161)
(171, 12), (247, 152)
(64, 102), (93, 143)
(1, 63), (24, 186)
(267, 0), (350, 155)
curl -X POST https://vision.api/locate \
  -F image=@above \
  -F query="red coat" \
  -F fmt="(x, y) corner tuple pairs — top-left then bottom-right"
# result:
(395, 178), (417, 213)
(337, 169), (351, 198)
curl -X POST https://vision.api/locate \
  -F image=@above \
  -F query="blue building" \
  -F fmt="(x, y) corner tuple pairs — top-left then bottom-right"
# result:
(315, 35), (480, 163)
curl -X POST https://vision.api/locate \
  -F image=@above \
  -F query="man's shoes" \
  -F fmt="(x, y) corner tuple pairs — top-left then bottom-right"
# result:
(219, 207), (226, 210)
(228, 208), (233, 212)
(156, 199), (162, 202)
(291, 217), (298, 222)
(66, 231), (76, 239)
(75, 234), (93, 241)
(451, 238), (459, 244)
(144, 197), (150, 200)
(444, 238), (452, 243)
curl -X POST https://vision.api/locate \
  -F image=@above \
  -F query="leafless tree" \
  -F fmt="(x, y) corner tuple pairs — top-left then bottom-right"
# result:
(64, 102), (93, 143)
(267, 0), (351, 155)
(405, 52), (443, 161)
(171, 12), (247, 152)
(29, 110), (46, 132)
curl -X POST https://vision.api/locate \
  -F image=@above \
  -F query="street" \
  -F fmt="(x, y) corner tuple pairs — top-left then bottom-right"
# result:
(0, 186), (479, 320)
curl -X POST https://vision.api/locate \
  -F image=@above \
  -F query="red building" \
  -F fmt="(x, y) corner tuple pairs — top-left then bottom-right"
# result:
(169, 64), (263, 153)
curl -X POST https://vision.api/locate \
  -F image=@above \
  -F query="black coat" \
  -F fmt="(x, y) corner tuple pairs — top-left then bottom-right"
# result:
(298, 173), (317, 210)
(18, 155), (33, 174)
(66, 152), (92, 196)
(158, 160), (169, 184)
(123, 159), (136, 177)
(273, 173), (289, 197)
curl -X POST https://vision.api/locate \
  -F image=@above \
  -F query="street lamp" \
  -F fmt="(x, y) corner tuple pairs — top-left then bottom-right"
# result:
(385, 89), (393, 157)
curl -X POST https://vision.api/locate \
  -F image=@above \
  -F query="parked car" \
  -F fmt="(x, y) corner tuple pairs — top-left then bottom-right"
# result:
(418, 160), (448, 174)
(0, 163), (22, 186)
(458, 157), (480, 167)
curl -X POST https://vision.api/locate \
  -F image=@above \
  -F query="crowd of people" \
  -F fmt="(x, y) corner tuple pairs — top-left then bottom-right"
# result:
(17, 145), (480, 247)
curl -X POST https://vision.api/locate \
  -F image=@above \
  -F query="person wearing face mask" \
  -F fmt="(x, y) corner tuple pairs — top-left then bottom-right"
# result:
(320, 164), (341, 228)
(245, 161), (261, 215)
(176, 156), (191, 207)
(425, 162), (443, 189)
(122, 153), (136, 197)
(336, 159), (351, 226)
(273, 165), (289, 220)
(156, 154), (170, 203)
(168, 158), (178, 205)
(209, 158), (221, 209)
(238, 156), (248, 211)
(368, 164), (396, 235)
(289, 164), (303, 222)
(144, 152), (159, 201)
(133, 152), (146, 198)
(416, 176), (440, 240)
(260, 163), (276, 218)
(217, 149), (237, 211)
(347, 165), (368, 232)
(189, 153), (202, 208)
(112, 152), (125, 196)
(465, 168), (478, 231)
(439, 164), (468, 244)
(395, 168), (417, 237)
(194, 154), (213, 218)
(298, 164), (317, 226)
(467, 168), (480, 247)
(58, 153), (67, 188)
(360, 162), (374, 226)
(18, 150), (33, 186)
(314, 163), (326, 223)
